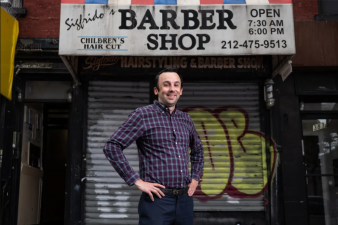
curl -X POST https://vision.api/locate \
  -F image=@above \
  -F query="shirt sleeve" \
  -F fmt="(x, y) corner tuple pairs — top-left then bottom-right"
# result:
(189, 116), (204, 182)
(103, 109), (145, 186)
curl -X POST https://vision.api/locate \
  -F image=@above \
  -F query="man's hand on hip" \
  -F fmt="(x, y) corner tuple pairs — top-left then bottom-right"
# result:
(134, 179), (165, 201)
(188, 179), (198, 196)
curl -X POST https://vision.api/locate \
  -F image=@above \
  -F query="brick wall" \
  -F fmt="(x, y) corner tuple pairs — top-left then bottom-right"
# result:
(18, 0), (60, 37)
(293, 0), (319, 21)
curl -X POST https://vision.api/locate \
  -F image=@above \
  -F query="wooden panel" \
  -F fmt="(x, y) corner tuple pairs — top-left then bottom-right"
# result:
(17, 165), (43, 225)
(292, 21), (338, 67)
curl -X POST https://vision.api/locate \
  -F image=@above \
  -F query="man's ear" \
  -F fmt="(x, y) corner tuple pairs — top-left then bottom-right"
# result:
(154, 87), (159, 95)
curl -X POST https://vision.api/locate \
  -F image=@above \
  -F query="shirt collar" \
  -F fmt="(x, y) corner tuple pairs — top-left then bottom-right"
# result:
(153, 100), (179, 115)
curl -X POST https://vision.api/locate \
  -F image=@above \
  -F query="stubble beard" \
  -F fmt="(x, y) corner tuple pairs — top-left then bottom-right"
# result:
(159, 92), (180, 108)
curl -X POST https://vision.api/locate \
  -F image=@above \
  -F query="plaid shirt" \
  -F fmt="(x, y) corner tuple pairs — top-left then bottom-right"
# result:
(103, 100), (204, 188)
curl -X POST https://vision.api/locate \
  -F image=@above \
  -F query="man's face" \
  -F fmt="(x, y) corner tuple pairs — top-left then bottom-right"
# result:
(154, 72), (183, 108)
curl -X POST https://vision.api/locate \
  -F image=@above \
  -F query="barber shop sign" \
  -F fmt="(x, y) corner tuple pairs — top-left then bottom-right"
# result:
(59, 2), (295, 56)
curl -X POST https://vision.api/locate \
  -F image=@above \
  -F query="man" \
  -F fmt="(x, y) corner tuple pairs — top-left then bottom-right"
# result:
(103, 68), (204, 225)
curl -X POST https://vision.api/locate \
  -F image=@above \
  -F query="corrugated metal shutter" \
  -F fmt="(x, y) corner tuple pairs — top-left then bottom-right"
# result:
(179, 83), (266, 212)
(86, 81), (149, 225)
(85, 81), (266, 224)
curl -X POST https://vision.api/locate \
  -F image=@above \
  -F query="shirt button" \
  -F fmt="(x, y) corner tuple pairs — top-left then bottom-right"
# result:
(175, 142), (177, 145)
(179, 155), (180, 158)
(181, 170), (182, 172)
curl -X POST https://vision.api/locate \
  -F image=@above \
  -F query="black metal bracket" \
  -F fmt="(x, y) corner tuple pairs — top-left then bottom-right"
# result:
(315, 13), (338, 21)
(7, 8), (27, 18)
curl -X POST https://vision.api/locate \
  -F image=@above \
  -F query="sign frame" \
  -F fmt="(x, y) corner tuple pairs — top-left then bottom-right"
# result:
(59, 4), (296, 56)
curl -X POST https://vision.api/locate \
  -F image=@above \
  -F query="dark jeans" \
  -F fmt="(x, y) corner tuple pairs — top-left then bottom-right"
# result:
(138, 192), (194, 225)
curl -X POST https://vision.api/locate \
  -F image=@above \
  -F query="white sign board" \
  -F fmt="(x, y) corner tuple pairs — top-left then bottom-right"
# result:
(313, 122), (326, 132)
(59, 4), (295, 56)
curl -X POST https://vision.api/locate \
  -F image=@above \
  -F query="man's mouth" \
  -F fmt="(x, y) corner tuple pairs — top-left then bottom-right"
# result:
(166, 94), (176, 100)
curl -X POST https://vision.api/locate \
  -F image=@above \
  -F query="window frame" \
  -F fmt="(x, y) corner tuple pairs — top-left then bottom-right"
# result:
(315, 0), (338, 21)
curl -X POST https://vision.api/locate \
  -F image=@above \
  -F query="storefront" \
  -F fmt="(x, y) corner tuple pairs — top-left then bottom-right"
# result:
(57, 0), (296, 224)
(79, 56), (271, 224)
(3, 0), (338, 225)
(293, 73), (338, 225)
(0, 0), (296, 225)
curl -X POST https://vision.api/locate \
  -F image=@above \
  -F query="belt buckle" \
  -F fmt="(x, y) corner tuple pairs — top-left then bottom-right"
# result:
(173, 189), (179, 196)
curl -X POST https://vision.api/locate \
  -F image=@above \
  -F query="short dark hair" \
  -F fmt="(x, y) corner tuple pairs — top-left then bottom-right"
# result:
(154, 67), (183, 90)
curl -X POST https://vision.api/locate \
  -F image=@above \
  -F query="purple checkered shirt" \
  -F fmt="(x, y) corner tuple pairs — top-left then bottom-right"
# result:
(103, 100), (204, 188)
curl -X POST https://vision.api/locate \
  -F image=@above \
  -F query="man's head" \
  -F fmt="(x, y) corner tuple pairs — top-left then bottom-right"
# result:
(154, 68), (183, 108)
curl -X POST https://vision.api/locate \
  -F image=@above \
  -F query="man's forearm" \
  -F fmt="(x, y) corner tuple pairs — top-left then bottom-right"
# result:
(103, 140), (140, 186)
(190, 147), (204, 181)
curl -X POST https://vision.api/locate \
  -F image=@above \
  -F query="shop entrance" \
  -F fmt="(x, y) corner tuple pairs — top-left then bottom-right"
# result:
(84, 81), (269, 224)
(301, 101), (338, 225)
(16, 103), (69, 225)
(40, 103), (68, 225)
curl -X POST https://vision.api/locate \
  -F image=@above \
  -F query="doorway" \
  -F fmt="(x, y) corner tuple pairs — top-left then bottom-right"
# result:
(301, 101), (338, 225)
(16, 103), (69, 225)
(40, 103), (69, 225)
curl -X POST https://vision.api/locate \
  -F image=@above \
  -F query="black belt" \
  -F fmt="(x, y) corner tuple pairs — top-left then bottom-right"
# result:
(161, 187), (188, 196)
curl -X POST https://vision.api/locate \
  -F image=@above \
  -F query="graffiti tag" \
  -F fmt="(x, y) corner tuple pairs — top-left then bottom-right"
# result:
(184, 106), (277, 200)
